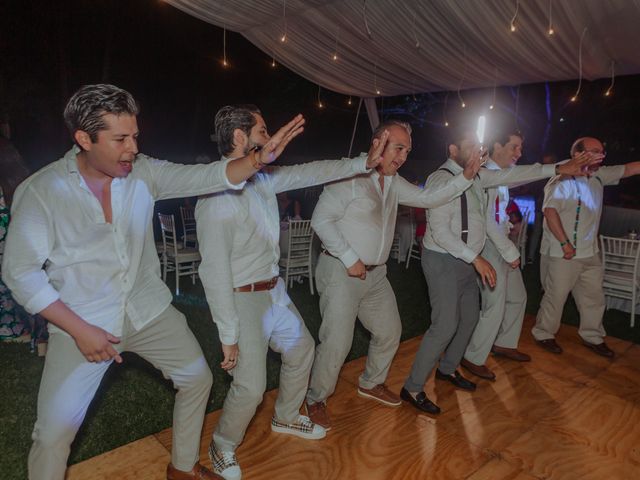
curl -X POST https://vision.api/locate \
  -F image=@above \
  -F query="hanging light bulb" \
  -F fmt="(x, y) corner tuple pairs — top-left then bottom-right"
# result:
(280, 34), (287, 42)
(548, 27), (555, 36)
(376, 89), (381, 95)
(271, 58), (276, 68)
(347, 96), (352, 106)
(332, 53), (338, 61)
(444, 121), (449, 127)
(510, 23), (516, 32)
(570, 96), (577, 102)
(489, 104), (494, 110)
(318, 101), (324, 109)
(222, 59), (228, 67)
(461, 102), (466, 108)
(604, 88), (612, 97)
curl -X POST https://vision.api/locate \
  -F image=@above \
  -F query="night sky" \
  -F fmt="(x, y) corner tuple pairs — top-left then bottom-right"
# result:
(1, 0), (639, 202)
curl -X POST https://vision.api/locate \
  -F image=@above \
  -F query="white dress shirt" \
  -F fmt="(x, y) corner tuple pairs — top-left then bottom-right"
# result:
(541, 165), (625, 259)
(424, 158), (556, 263)
(484, 159), (521, 263)
(311, 170), (473, 268)
(1, 146), (243, 337)
(196, 155), (370, 346)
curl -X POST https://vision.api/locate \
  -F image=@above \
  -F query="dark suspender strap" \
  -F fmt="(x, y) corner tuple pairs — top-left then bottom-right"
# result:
(438, 168), (468, 243)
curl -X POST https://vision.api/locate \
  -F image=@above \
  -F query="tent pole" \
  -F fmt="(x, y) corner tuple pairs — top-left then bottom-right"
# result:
(348, 97), (363, 158)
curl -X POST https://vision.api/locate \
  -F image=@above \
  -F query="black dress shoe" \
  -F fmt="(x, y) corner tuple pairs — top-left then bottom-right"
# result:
(435, 370), (476, 391)
(400, 387), (441, 414)
(583, 340), (614, 358)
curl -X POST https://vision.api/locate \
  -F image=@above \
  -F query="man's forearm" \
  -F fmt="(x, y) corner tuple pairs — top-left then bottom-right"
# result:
(623, 161), (640, 178)
(543, 207), (570, 244)
(39, 300), (90, 338)
(225, 152), (262, 185)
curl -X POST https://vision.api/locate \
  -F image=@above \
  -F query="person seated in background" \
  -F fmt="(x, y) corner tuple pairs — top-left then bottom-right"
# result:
(277, 191), (302, 220)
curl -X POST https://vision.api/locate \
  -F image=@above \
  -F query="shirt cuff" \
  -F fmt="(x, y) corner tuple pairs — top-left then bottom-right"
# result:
(353, 153), (370, 172)
(542, 164), (556, 177)
(459, 246), (478, 264)
(25, 286), (60, 315)
(222, 157), (247, 190)
(216, 324), (239, 346)
(338, 248), (360, 268)
(502, 245), (521, 263)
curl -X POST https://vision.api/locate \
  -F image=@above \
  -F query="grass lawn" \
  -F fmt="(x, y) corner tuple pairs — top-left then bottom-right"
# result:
(0, 258), (637, 479)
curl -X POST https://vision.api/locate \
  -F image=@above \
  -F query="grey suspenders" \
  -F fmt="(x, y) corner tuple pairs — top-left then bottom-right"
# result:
(438, 168), (468, 243)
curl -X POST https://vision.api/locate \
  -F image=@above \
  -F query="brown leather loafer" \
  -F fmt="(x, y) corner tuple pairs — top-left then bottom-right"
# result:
(167, 463), (223, 480)
(583, 340), (614, 358)
(535, 338), (562, 354)
(460, 358), (496, 380)
(491, 345), (531, 362)
(306, 401), (332, 430)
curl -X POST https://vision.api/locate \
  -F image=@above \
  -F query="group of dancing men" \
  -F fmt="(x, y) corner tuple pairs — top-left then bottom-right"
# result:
(3, 84), (639, 480)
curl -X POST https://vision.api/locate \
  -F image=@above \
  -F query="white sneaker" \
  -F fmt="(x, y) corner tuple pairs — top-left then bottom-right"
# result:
(270, 414), (326, 440)
(208, 442), (241, 480)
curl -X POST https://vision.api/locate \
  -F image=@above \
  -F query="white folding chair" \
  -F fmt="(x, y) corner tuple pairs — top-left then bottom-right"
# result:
(516, 210), (531, 270)
(179, 205), (198, 248)
(600, 235), (640, 327)
(157, 213), (201, 295)
(405, 238), (421, 269)
(279, 219), (315, 294)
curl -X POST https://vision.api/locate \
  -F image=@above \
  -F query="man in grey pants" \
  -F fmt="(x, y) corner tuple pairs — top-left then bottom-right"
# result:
(402, 126), (595, 413)
(306, 120), (481, 426)
(1, 84), (302, 480)
(196, 104), (386, 480)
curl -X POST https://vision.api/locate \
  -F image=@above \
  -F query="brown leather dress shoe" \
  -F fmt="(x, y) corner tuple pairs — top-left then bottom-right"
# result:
(535, 338), (562, 354)
(306, 401), (332, 430)
(460, 358), (496, 380)
(583, 341), (614, 358)
(167, 463), (223, 480)
(491, 345), (531, 362)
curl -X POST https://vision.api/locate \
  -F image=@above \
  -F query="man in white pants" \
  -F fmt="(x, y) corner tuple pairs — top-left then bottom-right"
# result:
(533, 136), (640, 357)
(196, 104), (385, 480)
(1, 85), (302, 480)
(461, 128), (531, 381)
(306, 120), (483, 426)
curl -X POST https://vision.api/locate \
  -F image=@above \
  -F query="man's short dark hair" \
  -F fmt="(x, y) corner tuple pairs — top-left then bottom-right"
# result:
(63, 84), (139, 144)
(215, 104), (262, 156)
(371, 119), (412, 142)
(487, 127), (524, 155)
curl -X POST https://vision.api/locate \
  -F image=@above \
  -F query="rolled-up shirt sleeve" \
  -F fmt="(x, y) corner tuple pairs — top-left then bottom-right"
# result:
(311, 181), (359, 268)
(195, 196), (241, 345)
(2, 185), (59, 314)
(147, 156), (245, 201)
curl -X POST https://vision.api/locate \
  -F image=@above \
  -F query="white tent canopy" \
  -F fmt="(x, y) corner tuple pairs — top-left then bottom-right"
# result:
(165, 0), (640, 98)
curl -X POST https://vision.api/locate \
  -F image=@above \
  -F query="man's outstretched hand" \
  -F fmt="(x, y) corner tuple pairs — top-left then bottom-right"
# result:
(259, 114), (306, 165)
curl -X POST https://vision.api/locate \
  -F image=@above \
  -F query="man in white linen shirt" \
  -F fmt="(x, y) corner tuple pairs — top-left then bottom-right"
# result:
(197, 104), (385, 480)
(461, 127), (532, 382)
(306, 120), (481, 426)
(401, 127), (595, 414)
(1, 84), (303, 480)
(533, 136), (640, 358)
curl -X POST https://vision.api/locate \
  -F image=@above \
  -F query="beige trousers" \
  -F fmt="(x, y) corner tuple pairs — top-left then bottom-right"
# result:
(307, 254), (402, 404)
(532, 254), (606, 344)
(28, 305), (213, 480)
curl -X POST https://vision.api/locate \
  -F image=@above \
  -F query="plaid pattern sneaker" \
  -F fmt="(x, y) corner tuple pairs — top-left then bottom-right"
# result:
(357, 384), (402, 406)
(208, 441), (241, 480)
(270, 414), (326, 440)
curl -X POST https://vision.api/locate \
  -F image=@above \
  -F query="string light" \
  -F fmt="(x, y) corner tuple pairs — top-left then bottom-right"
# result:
(317, 85), (324, 109)
(443, 91), (450, 127)
(510, 0), (519, 32)
(457, 47), (467, 108)
(222, 26), (228, 67)
(604, 60), (615, 97)
(271, 57), (276, 68)
(347, 96), (352, 106)
(548, 0), (555, 35)
(571, 27), (588, 102)
(489, 66), (498, 110)
(374, 63), (381, 95)
(280, 0), (287, 42)
(362, 0), (372, 39)
(412, 6), (420, 49)
(332, 27), (339, 61)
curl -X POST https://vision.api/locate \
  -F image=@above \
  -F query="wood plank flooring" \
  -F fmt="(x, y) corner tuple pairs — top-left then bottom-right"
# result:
(67, 315), (640, 479)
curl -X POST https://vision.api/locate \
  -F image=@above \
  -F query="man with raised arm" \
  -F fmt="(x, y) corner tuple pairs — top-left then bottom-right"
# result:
(306, 119), (481, 427)
(197, 104), (385, 480)
(2, 84), (302, 480)
(533, 136), (640, 357)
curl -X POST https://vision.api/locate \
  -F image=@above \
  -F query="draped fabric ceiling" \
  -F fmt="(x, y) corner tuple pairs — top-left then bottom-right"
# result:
(165, 0), (640, 98)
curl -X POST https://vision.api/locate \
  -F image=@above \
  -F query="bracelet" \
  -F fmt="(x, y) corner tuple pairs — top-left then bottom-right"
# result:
(249, 149), (265, 170)
(555, 164), (560, 175)
(560, 240), (569, 247)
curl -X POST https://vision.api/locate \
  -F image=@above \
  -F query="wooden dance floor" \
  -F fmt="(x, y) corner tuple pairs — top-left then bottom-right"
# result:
(67, 315), (639, 479)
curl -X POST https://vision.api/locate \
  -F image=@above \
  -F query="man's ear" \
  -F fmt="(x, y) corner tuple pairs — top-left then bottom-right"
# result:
(233, 129), (247, 151)
(448, 144), (458, 159)
(74, 130), (93, 151)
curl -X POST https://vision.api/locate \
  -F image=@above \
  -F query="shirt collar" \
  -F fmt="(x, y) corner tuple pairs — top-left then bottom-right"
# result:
(65, 145), (82, 174)
(444, 158), (463, 173)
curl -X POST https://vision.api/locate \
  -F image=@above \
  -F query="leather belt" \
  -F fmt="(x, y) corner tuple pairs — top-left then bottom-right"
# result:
(321, 249), (377, 271)
(233, 276), (279, 292)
